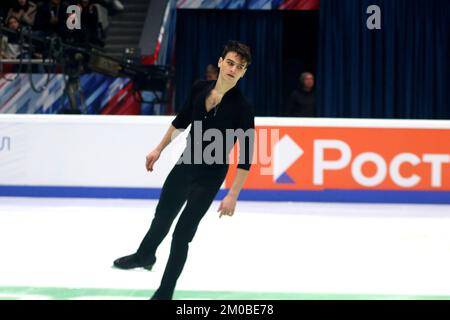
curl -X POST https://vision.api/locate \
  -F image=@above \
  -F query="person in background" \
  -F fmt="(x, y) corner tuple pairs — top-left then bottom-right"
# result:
(7, 0), (37, 27)
(1, 15), (45, 73)
(205, 63), (218, 80)
(193, 63), (219, 86)
(33, 0), (67, 37)
(77, 0), (102, 47)
(0, 16), (23, 59)
(286, 71), (316, 117)
(1, 1), (16, 20)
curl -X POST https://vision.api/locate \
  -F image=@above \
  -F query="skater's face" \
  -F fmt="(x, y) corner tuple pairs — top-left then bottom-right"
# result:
(217, 52), (247, 85)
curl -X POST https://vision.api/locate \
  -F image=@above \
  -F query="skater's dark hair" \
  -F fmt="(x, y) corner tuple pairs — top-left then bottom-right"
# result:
(221, 40), (252, 67)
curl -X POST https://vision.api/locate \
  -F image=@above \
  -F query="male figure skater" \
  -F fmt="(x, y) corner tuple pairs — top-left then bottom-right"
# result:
(114, 40), (255, 300)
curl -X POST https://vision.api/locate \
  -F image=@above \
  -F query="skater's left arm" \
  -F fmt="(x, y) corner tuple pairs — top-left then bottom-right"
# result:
(218, 169), (249, 218)
(218, 102), (255, 218)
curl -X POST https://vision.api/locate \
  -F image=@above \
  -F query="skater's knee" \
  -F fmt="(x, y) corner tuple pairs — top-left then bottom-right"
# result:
(171, 230), (195, 247)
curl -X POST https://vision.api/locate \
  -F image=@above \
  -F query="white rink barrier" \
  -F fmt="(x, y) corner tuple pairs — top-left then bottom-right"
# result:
(1, 114), (449, 204)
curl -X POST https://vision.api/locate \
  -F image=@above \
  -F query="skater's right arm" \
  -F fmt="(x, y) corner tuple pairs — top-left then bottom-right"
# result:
(146, 81), (204, 172)
(145, 125), (178, 172)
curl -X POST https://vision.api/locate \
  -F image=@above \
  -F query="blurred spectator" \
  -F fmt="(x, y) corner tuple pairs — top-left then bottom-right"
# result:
(7, 0), (37, 27)
(193, 64), (219, 86)
(68, 0), (102, 47)
(1, 7), (7, 21)
(80, 0), (102, 45)
(1, 16), (21, 59)
(286, 72), (316, 117)
(33, 0), (68, 37)
(0, 16), (25, 59)
(1, 1), (17, 19)
(205, 63), (218, 80)
(1, 15), (45, 72)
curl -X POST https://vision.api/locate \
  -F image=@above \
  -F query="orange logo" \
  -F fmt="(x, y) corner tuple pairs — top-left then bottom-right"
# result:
(226, 126), (450, 191)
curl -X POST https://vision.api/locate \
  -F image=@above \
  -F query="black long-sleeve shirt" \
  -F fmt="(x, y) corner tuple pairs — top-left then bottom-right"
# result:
(172, 80), (255, 171)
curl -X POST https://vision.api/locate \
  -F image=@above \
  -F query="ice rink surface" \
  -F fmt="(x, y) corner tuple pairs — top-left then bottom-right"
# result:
(1, 197), (450, 300)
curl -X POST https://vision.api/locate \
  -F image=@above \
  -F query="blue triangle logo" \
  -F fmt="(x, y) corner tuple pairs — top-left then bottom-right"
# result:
(275, 172), (295, 184)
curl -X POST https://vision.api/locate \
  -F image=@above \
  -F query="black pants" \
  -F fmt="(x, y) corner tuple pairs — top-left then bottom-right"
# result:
(135, 163), (228, 298)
